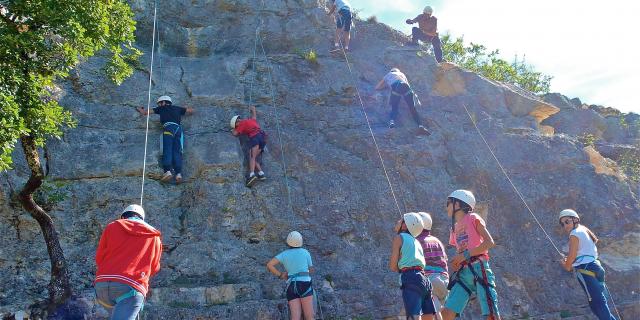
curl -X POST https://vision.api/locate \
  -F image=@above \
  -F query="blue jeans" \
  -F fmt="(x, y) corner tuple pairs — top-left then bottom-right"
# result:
(162, 123), (183, 174)
(575, 261), (616, 320)
(390, 82), (421, 126)
(95, 282), (144, 320)
(411, 27), (443, 62)
(401, 269), (436, 318)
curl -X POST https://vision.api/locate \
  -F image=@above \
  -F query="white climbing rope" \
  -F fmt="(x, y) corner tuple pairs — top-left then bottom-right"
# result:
(333, 19), (404, 217)
(460, 102), (622, 319)
(140, 1), (158, 206)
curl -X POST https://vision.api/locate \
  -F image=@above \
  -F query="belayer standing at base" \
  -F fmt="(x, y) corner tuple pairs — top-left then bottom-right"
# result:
(267, 231), (315, 320)
(406, 6), (443, 63)
(231, 105), (267, 188)
(94, 205), (162, 320)
(442, 190), (501, 320)
(558, 209), (617, 320)
(327, 0), (352, 51)
(389, 212), (436, 320)
(415, 212), (449, 319)
(375, 68), (431, 135)
(137, 96), (194, 184)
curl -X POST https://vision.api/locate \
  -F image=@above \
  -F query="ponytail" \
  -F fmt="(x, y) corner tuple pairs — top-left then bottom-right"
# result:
(584, 226), (599, 244)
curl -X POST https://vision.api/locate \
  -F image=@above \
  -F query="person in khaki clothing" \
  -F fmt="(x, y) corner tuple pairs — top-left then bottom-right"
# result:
(406, 6), (443, 63)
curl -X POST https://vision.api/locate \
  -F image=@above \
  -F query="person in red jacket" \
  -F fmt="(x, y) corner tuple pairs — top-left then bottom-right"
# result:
(231, 105), (267, 188)
(94, 204), (162, 320)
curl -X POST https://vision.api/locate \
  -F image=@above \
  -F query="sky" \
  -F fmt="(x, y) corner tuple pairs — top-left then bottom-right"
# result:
(348, 0), (639, 114)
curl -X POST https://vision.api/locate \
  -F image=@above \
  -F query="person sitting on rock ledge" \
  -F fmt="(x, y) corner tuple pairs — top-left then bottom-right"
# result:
(328, 0), (352, 51)
(375, 68), (431, 135)
(406, 6), (443, 63)
(267, 231), (315, 320)
(558, 209), (617, 320)
(94, 204), (162, 320)
(137, 96), (194, 184)
(230, 105), (267, 188)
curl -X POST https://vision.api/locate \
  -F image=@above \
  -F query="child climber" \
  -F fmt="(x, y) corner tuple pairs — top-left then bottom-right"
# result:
(375, 68), (431, 135)
(415, 212), (449, 319)
(389, 212), (436, 320)
(558, 209), (617, 320)
(230, 105), (267, 187)
(267, 231), (315, 320)
(441, 190), (501, 320)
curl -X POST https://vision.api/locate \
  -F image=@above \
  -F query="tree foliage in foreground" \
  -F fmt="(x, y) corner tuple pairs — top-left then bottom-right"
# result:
(0, 0), (139, 308)
(441, 33), (553, 95)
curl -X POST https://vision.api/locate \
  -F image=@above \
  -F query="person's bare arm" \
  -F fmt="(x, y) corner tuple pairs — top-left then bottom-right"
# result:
(388, 235), (402, 272)
(250, 105), (257, 120)
(185, 106), (195, 115)
(561, 236), (579, 272)
(266, 257), (287, 280)
(374, 79), (387, 90)
(136, 107), (152, 115)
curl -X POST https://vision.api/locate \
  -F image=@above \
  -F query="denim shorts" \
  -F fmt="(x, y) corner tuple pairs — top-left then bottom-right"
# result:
(336, 8), (352, 31)
(248, 131), (266, 150)
(401, 269), (436, 316)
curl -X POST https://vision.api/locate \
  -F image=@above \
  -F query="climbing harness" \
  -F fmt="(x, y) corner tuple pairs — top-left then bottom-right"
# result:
(162, 122), (184, 153)
(139, 0), (159, 206)
(448, 256), (497, 317)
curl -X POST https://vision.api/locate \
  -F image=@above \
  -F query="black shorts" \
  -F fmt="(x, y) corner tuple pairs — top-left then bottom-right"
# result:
(336, 8), (352, 31)
(248, 132), (266, 150)
(286, 281), (313, 301)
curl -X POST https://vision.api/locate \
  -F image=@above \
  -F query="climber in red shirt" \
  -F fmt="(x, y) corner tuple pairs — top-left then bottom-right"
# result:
(94, 204), (162, 320)
(231, 105), (267, 187)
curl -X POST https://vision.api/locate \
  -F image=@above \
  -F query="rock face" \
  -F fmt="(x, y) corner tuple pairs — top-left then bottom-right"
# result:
(1, 1), (639, 319)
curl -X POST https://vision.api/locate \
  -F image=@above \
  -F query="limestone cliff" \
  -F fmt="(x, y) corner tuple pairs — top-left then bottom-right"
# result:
(1, 0), (639, 319)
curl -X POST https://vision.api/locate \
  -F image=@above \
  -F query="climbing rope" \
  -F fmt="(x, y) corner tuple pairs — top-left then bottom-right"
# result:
(459, 101), (622, 319)
(333, 22), (403, 217)
(140, 0), (158, 206)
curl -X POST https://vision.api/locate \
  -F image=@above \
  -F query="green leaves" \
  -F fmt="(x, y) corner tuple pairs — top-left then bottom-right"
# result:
(441, 33), (552, 95)
(0, 0), (138, 170)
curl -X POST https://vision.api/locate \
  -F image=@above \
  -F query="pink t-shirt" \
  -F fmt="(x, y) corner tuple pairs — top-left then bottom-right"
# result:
(449, 213), (490, 260)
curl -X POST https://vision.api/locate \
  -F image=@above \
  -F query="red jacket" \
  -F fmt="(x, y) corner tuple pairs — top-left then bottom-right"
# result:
(94, 218), (162, 296)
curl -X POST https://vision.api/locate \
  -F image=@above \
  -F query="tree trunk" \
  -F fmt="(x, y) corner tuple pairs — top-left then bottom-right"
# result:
(18, 135), (72, 307)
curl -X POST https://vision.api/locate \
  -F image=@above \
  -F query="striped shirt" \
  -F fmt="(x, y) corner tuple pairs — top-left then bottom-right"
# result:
(416, 230), (448, 275)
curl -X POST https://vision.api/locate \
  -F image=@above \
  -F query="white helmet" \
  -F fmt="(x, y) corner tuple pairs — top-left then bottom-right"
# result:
(559, 209), (580, 221)
(416, 212), (433, 230)
(230, 115), (240, 129)
(448, 190), (476, 210)
(286, 231), (303, 247)
(423, 6), (433, 15)
(403, 212), (424, 237)
(122, 204), (145, 220)
(157, 95), (172, 104)
(390, 68), (400, 73)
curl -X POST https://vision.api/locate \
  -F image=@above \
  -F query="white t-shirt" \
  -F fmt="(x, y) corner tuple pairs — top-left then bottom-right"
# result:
(333, 0), (351, 11)
(570, 225), (598, 266)
(383, 71), (409, 87)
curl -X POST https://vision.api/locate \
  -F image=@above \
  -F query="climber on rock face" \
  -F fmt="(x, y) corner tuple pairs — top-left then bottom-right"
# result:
(267, 231), (315, 320)
(558, 209), (617, 320)
(415, 212), (450, 319)
(441, 190), (501, 320)
(389, 212), (436, 320)
(375, 68), (431, 135)
(406, 6), (443, 63)
(231, 105), (267, 188)
(94, 204), (162, 320)
(328, 0), (352, 51)
(137, 96), (194, 184)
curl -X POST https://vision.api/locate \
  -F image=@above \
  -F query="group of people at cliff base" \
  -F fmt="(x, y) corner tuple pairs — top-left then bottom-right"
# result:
(92, 190), (617, 320)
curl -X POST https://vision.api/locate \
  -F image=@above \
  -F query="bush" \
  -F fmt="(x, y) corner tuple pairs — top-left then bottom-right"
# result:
(441, 33), (552, 94)
(367, 15), (377, 23)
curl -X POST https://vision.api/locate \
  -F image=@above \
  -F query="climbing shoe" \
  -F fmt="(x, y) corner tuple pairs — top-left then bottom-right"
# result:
(257, 172), (267, 181)
(388, 120), (395, 128)
(175, 173), (183, 184)
(161, 171), (173, 182)
(246, 175), (258, 188)
(417, 125), (431, 136)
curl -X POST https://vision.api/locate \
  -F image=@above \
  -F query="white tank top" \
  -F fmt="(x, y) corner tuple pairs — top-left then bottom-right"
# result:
(570, 225), (598, 266)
